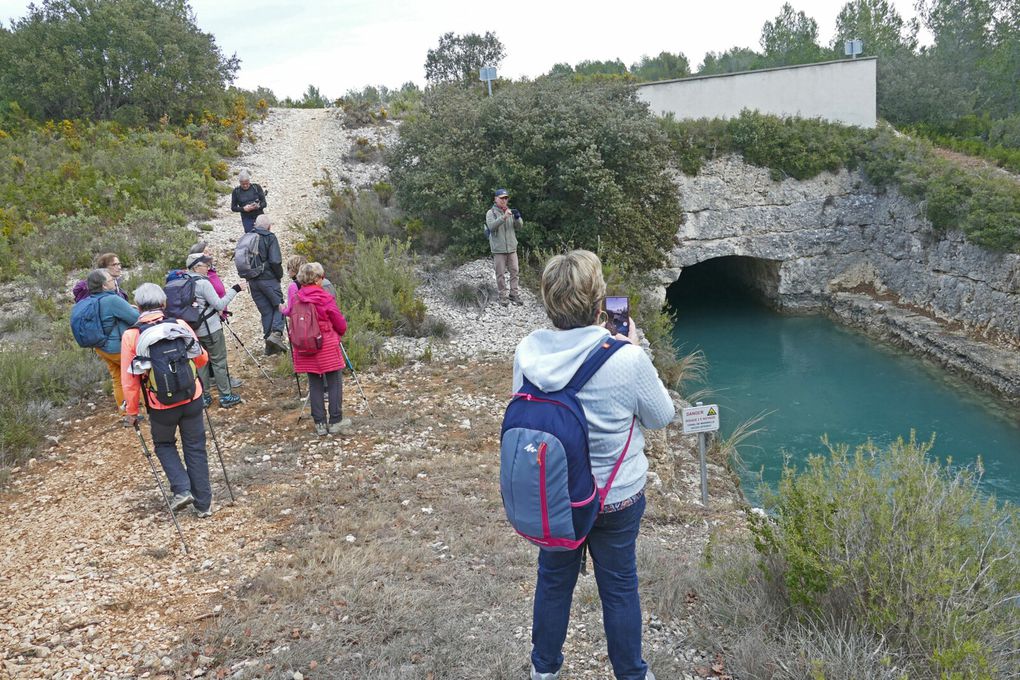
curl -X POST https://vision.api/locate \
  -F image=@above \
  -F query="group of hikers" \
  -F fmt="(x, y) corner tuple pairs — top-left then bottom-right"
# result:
(69, 170), (353, 519)
(66, 172), (672, 680)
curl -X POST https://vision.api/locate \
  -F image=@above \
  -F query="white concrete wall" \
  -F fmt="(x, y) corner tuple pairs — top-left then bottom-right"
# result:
(636, 58), (877, 128)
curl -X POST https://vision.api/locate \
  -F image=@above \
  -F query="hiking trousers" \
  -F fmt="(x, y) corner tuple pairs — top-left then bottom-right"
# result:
(531, 494), (648, 680)
(249, 278), (284, 338)
(197, 328), (232, 396)
(307, 370), (343, 424)
(148, 397), (211, 511)
(94, 348), (124, 410)
(492, 252), (519, 299)
(240, 213), (257, 233)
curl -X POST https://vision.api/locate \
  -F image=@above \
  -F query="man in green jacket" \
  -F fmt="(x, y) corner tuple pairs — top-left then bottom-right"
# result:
(485, 188), (524, 306)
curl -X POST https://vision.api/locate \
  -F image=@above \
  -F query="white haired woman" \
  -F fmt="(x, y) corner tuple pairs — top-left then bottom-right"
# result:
(514, 250), (674, 680)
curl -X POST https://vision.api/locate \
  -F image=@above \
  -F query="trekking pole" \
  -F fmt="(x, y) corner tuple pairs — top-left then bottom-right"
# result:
(222, 317), (274, 383)
(134, 423), (189, 555)
(283, 322), (302, 400)
(203, 407), (236, 504)
(339, 341), (374, 417)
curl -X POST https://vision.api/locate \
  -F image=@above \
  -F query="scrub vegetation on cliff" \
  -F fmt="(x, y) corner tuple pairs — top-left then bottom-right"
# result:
(661, 110), (1020, 253)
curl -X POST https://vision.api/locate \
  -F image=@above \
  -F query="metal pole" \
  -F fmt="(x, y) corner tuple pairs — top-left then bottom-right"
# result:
(284, 322), (302, 400)
(222, 317), (274, 383)
(339, 341), (374, 417)
(487, 79), (492, 97)
(697, 401), (708, 506)
(134, 424), (189, 554)
(202, 407), (236, 504)
(699, 432), (709, 506)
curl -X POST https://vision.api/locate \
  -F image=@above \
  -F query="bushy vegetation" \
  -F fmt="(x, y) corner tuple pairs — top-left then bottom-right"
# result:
(337, 83), (422, 124)
(0, 107), (248, 280)
(660, 111), (1020, 253)
(387, 79), (679, 271)
(674, 436), (1019, 678)
(0, 0), (238, 125)
(295, 178), (434, 369)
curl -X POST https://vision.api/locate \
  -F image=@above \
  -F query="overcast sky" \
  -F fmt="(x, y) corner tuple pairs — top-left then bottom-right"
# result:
(0, 0), (928, 100)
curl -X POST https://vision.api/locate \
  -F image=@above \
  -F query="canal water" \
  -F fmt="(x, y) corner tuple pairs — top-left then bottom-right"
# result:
(667, 264), (1020, 506)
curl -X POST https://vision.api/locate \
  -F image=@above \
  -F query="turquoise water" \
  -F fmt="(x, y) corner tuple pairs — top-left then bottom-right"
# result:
(667, 275), (1020, 506)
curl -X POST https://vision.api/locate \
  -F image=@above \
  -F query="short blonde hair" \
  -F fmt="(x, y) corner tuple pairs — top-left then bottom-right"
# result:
(541, 250), (606, 330)
(285, 254), (307, 279)
(296, 262), (325, 286)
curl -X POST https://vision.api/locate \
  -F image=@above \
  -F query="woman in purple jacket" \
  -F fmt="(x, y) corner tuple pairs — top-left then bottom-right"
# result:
(284, 262), (351, 436)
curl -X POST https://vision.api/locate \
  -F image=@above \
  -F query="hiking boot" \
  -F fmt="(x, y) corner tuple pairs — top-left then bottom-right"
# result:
(327, 418), (353, 435)
(229, 376), (244, 389)
(266, 330), (287, 353)
(219, 394), (242, 409)
(530, 664), (560, 680)
(202, 394), (212, 408)
(314, 422), (328, 436)
(194, 504), (212, 519)
(509, 294), (524, 306)
(498, 297), (510, 307)
(170, 492), (194, 512)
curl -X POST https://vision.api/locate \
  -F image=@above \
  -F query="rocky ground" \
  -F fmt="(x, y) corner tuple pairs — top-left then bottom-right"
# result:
(0, 109), (747, 679)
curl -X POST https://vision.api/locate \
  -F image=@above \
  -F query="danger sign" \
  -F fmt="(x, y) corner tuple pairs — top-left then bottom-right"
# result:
(682, 404), (720, 434)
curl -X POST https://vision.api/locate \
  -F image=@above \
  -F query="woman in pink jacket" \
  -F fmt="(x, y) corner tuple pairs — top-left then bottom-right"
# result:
(284, 262), (350, 436)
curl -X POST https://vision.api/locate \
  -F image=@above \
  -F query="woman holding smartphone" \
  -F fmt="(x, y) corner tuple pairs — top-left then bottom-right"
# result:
(512, 249), (675, 680)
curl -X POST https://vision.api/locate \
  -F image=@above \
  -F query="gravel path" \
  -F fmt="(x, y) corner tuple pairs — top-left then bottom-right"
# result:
(0, 109), (741, 680)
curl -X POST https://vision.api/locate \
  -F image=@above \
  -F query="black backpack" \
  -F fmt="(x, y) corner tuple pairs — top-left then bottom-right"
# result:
(164, 272), (215, 330)
(135, 319), (199, 407)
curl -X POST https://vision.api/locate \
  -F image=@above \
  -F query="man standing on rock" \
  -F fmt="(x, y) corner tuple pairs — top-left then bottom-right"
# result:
(486, 188), (524, 306)
(247, 214), (288, 355)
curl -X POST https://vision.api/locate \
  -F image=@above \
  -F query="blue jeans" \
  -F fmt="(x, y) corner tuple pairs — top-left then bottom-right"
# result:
(148, 397), (211, 511)
(248, 278), (284, 338)
(531, 494), (647, 680)
(240, 213), (257, 233)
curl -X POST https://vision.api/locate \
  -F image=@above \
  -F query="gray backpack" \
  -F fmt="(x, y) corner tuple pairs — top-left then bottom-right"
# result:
(234, 232), (264, 279)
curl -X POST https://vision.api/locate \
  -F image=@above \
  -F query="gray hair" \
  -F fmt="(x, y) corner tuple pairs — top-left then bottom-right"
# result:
(86, 268), (111, 295)
(238, 169), (251, 182)
(254, 214), (272, 230)
(188, 241), (207, 255)
(133, 282), (167, 311)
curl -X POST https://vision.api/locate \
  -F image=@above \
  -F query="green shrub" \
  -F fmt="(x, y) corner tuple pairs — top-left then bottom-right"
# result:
(740, 435), (1020, 677)
(388, 79), (679, 271)
(0, 347), (106, 474)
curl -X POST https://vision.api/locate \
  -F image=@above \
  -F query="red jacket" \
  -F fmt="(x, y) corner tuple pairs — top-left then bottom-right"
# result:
(285, 284), (347, 375)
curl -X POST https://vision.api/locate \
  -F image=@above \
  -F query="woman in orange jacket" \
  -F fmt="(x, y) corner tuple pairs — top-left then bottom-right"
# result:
(120, 283), (214, 517)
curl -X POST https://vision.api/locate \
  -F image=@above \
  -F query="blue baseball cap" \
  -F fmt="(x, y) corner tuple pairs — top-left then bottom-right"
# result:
(494, 188), (509, 198)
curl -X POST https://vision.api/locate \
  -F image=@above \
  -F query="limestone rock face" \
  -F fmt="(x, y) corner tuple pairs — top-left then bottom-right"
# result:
(656, 156), (1020, 344)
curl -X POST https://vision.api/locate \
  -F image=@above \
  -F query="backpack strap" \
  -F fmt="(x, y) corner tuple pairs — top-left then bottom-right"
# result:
(599, 417), (637, 507)
(565, 337), (628, 392)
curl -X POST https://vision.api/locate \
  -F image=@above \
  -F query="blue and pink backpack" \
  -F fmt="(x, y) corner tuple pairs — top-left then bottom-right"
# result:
(500, 339), (636, 551)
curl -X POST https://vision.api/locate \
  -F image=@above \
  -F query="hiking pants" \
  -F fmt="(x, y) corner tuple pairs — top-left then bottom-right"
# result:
(249, 278), (284, 338)
(492, 252), (519, 299)
(197, 328), (231, 397)
(307, 370), (342, 424)
(148, 398), (211, 512)
(531, 494), (647, 680)
(240, 213), (256, 233)
(94, 348), (124, 410)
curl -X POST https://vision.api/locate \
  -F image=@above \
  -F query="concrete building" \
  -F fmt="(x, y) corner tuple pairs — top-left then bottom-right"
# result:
(636, 58), (877, 128)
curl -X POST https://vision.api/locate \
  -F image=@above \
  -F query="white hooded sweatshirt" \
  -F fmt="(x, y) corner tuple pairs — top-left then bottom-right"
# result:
(512, 325), (675, 505)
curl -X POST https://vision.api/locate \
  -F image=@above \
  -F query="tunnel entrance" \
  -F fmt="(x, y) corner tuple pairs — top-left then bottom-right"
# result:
(666, 256), (783, 310)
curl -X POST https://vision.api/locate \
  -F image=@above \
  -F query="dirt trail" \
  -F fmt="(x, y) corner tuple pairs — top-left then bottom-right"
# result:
(0, 108), (382, 679)
(1, 109), (742, 679)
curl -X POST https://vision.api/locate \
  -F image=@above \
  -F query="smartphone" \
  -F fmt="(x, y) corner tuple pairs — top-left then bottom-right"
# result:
(604, 296), (630, 337)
